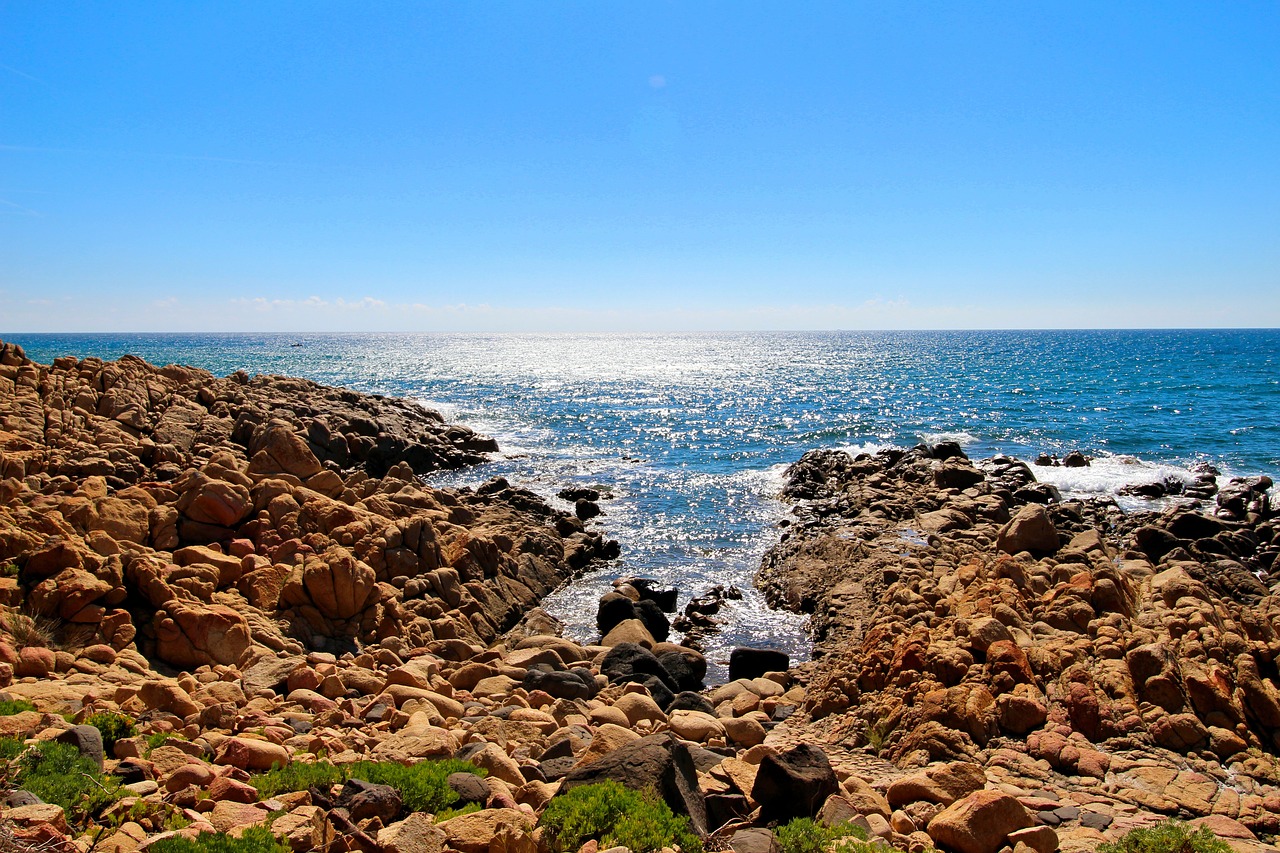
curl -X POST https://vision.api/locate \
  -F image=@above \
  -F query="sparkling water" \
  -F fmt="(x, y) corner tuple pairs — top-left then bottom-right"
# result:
(9, 330), (1279, 673)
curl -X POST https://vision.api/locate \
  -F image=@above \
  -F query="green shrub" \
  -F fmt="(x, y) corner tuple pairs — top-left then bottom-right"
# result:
(0, 699), (36, 715)
(9, 739), (120, 822)
(776, 817), (868, 853)
(251, 761), (345, 799)
(1097, 820), (1232, 853)
(147, 825), (289, 853)
(539, 781), (702, 853)
(0, 562), (18, 578)
(87, 711), (137, 752)
(251, 758), (485, 814)
(0, 735), (26, 760)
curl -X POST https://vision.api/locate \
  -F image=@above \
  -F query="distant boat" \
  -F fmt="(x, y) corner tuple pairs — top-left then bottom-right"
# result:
(289, 342), (303, 347)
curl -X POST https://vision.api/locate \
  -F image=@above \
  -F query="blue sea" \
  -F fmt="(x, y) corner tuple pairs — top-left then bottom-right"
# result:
(7, 330), (1279, 674)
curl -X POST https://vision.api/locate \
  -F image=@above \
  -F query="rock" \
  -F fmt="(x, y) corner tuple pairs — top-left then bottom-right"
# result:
(435, 808), (535, 853)
(926, 790), (1034, 853)
(560, 733), (707, 835)
(729, 647), (790, 681)
(997, 504), (1059, 554)
(214, 737), (291, 771)
(887, 762), (986, 808)
(726, 828), (779, 853)
(751, 742), (839, 823)
(1007, 825), (1059, 853)
(378, 813), (447, 853)
(341, 778), (403, 823)
(55, 724), (105, 771)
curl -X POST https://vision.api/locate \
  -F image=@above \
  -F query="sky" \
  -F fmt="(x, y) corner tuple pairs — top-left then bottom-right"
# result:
(1, 2), (1278, 332)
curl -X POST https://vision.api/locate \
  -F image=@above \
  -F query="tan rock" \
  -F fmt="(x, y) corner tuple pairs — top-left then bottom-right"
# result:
(272, 805), (330, 853)
(667, 709), (725, 743)
(927, 790), (1033, 853)
(435, 808), (535, 853)
(721, 714), (767, 748)
(574, 723), (640, 767)
(207, 800), (270, 833)
(378, 812), (446, 853)
(371, 723), (455, 762)
(613, 692), (667, 726)
(996, 504), (1058, 554)
(469, 742), (527, 787)
(600, 618), (655, 648)
(842, 775), (892, 819)
(215, 736), (291, 771)
(888, 762), (986, 808)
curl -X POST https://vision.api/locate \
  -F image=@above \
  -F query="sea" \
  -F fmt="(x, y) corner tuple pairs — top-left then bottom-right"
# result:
(7, 330), (1279, 677)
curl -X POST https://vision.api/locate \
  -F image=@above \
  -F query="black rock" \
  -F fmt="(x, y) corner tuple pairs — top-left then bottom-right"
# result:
(667, 691), (716, 715)
(601, 643), (676, 690)
(575, 498), (602, 520)
(658, 653), (705, 692)
(340, 778), (402, 823)
(1169, 511), (1227, 540)
(4, 790), (43, 808)
(638, 674), (676, 710)
(539, 738), (576, 761)
(931, 441), (967, 461)
(729, 647), (790, 681)
(635, 599), (671, 643)
(522, 667), (597, 700)
(1062, 451), (1090, 467)
(1133, 526), (1185, 562)
(559, 733), (707, 835)
(538, 755), (580, 783)
(707, 794), (753, 831)
(110, 758), (153, 784)
(751, 742), (839, 823)
(448, 772), (490, 805)
(55, 725), (105, 771)
(596, 592), (639, 636)
(558, 487), (601, 502)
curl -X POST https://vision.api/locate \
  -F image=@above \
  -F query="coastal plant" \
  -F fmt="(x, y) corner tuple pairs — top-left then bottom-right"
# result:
(1096, 819), (1231, 853)
(0, 699), (36, 715)
(250, 757), (486, 814)
(0, 611), (54, 649)
(87, 710), (137, 752)
(147, 826), (289, 853)
(775, 817), (868, 853)
(5, 739), (120, 823)
(538, 781), (702, 853)
(0, 562), (18, 578)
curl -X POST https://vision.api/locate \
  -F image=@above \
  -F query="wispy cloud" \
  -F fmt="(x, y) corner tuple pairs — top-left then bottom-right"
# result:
(0, 197), (41, 217)
(233, 295), (389, 312)
(0, 64), (44, 84)
(0, 143), (298, 168)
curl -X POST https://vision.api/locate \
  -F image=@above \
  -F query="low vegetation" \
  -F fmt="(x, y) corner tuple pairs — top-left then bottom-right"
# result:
(775, 817), (870, 853)
(538, 781), (703, 853)
(1097, 819), (1232, 853)
(251, 757), (485, 814)
(87, 710), (137, 752)
(0, 737), (120, 824)
(0, 698), (36, 715)
(147, 826), (289, 853)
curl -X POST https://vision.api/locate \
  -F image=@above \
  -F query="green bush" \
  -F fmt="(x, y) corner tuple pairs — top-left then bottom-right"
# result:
(9, 739), (120, 822)
(87, 711), (137, 752)
(776, 817), (868, 853)
(251, 758), (485, 814)
(0, 562), (18, 578)
(539, 781), (702, 853)
(0, 735), (26, 760)
(1097, 820), (1232, 853)
(147, 825), (289, 853)
(0, 699), (36, 715)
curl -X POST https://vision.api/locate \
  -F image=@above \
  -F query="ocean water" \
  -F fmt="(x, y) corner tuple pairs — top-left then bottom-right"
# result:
(7, 330), (1279, 675)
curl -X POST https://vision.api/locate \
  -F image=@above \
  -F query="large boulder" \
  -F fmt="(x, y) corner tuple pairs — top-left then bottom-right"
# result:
(996, 504), (1058, 554)
(926, 790), (1033, 853)
(751, 742), (839, 823)
(559, 733), (707, 835)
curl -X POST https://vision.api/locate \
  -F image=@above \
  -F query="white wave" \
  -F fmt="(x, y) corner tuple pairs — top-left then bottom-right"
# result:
(1029, 453), (1199, 511)
(920, 430), (980, 446)
(834, 440), (892, 458)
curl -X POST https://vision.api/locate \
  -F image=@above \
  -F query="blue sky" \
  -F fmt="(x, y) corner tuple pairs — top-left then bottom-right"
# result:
(2, 2), (1277, 331)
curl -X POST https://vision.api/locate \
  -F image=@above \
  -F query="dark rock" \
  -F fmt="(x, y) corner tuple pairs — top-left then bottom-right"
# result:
(934, 460), (985, 490)
(1037, 810), (1061, 827)
(1053, 805), (1081, 822)
(658, 653), (705, 692)
(55, 725), (105, 771)
(1132, 525), (1185, 562)
(596, 593), (639, 636)
(340, 778), (402, 823)
(110, 758), (153, 784)
(729, 647), (790, 681)
(447, 772), (490, 805)
(707, 794), (752, 831)
(635, 599), (671, 643)
(1034, 454), (1058, 467)
(638, 674), (676, 710)
(558, 487), (600, 502)
(931, 441), (967, 461)
(559, 733), (707, 835)
(1169, 512), (1227, 540)
(521, 667), (597, 700)
(728, 828), (779, 853)
(667, 691), (716, 715)
(1080, 812), (1112, 830)
(4, 790), (43, 807)
(1062, 451), (1089, 467)
(601, 643), (676, 689)
(751, 742), (839, 823)
(537, 755), (579, 783)
(575, 498), (602, 520)
(1013, 483), (1062, 505)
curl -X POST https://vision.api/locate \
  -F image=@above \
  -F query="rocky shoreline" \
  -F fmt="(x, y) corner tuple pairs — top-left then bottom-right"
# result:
(1, 340), (1278, 853)
(759, 443), (1279, 851)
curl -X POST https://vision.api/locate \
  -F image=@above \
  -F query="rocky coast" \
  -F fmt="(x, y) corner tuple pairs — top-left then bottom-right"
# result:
(1, 339), (1278, 853)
